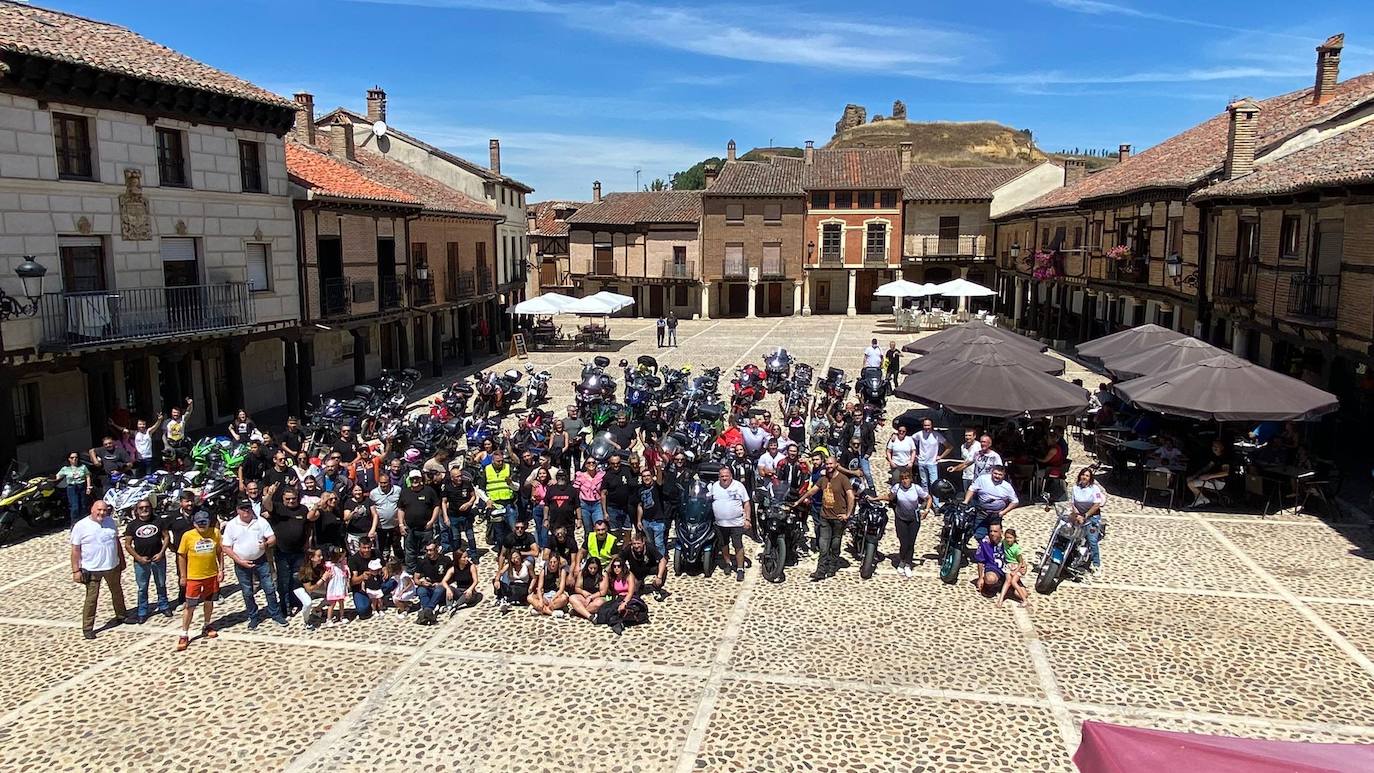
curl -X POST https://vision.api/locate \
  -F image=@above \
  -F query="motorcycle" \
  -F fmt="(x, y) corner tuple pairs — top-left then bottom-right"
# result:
(190, 436), (248, 475)
(730, 364), (767, 417)
(936, 500), (979, 584)
(573, 356), (617, 417)
(524, 364), (551, 409)
(763, 348), (793, 392)
(199, 474), (241, 522)
(855, 365), (888, 414)
(1034, 494), (1103, 594)
(473, 369), (525, 420)
(756, 494), (804, 583)
(816, 367), (850, 412)
(673, 463), (719, 577)
(103, 473), (162, 526)
(0, 461), (64, 542)
(847, 489), (890, 579)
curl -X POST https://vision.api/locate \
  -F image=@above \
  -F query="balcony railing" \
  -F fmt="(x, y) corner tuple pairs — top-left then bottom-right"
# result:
(477, 268), (494, 294)
(448, 271), (476, 300)
(321, 277), (350, 317)
(379, 275), (402, 310)
(662, 259), (697, 279)
(816, 249), (843, 267)
(905, 234), (988, 258)
(1213, 256), (1256, 301)
(39, 282), (255, 351)
(1109, 257), (1150, 285)
(723, 255), (746, 278)
(411, 277), (435, 306)
(761, 257), (785, 278)
(864, 249), (888, 266)
(1287, 274), (1339, 321)
(588, 259), (616, 278)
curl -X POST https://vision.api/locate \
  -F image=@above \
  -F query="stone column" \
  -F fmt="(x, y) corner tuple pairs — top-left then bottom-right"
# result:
(845, 269), (857, 317)
(1012, 277), (1024, 328)
(1232, 323), (1249, 357)
(792, 280), (803, 316)
(430, 313), (443, 377)
(801, 272), (812, 316)
(957, 265), (970, 312)
(282, 338), (301, 418)
(699, 282), (711, 320)
(746, 281), (757, 319)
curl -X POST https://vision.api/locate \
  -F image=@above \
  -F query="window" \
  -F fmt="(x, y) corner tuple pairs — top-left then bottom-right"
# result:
(865, 223), (887, 259)
(501, 188), (507, 205)
(1135, 218), (1152, 257)
(238, 140), (264, 193)
(1115, 221), (1131, 250)
(1051, 226), (1066, 251)
(811, 191), (829, 209)
(833, 190), (852, 208)
(245, 242), (270, 291)
(673, 245), (687, 267)
(159, 237), (199, 286)
(12, 383), (41, 445)
(880, 191), (897, 209)
(858, 191), (875, 209)
(724, 243), (744, 276)
(1042, 227), (1051, 248)
(593, 242), (614, 275)
(1279, 215), (1301, 259)
(674, 285), (688, 306)
(725, 203), (744, 223)
(1165, 217), (1183, 257)
(763, 203), (781, 223)
(763, 242), (782, 275)
(1072, 227), (1083, 249)
(156, 128), (188, 187)
(59, 236), (106, 292)
(1238, 221), (1259, 262)
(821, 223), (842, 258)
(53, 113), (93, 180)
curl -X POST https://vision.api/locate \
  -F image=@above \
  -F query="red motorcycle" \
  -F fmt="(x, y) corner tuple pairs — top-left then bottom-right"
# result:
(730, 364), (768, 417)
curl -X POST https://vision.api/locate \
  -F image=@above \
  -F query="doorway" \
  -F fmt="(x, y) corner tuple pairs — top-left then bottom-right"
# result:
(816, 281), (831, 313)
(649, 285), (664, 318)
(727, 284), (748, 317)
(856, 271), (877, 314)
(756, 282), (783, 316)
(318, 237), (344, 315)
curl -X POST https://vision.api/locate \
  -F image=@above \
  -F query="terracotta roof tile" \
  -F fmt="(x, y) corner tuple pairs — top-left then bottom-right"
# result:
(353, 149), (499, 217)
(527, 200), (586, 236)
(902, 164), (1030, 200)
(0, 1), (292, 108)
(1192, 119), (1374, 200)
(285, 140), (419, 207)
(1005, 69), (1374, 216)
(565, 191), (702, 226)
(706, 156), (804, 196)
(803, 148), (902, 189)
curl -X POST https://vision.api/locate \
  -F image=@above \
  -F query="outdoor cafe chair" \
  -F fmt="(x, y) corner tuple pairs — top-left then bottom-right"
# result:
(1244, 472), (1273, 518)
(1141, 468), (1176, 511)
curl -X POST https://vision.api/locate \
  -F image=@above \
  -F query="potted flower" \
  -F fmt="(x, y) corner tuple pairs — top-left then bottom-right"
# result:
(1106, 244), (1139, 279)
(1031, 250), (1058, 281)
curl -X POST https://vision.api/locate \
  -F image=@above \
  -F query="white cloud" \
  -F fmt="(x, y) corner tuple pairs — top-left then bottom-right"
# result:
(928, 65), (1307, 86)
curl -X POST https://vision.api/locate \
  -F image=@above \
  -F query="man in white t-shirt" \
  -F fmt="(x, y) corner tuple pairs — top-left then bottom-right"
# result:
(708, 466), (752, 582)
(70, 500), (133, 639)
(221, 502), (285, 629)
(964, 465), (1019, 541)
(862, 338), (883, 369)
(886, 424), (918, 485)
(952, 428), (980, 493)
(914, 418), (952, 491)
(969, 434), (1004, 482)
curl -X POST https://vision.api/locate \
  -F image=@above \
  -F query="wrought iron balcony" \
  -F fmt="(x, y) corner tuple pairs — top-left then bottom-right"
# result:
(662, 259), (697, 279)
(723, 255), (746, 279)
(379, 275), (403, 310)
(1286, 274), (1339, 321)
(761, 257), (786, 278)
(411, 276), (436, 306)
(863, 248), (889, 266)
(320, 277), (350, 317)
(905, 234), (988, 259)
(477, 268), (494, 294)
(448, 270), (476, 301)
(815, 249), (844, 267)
(1212, 256), (1256, 301)
(39, 282), (255, 351)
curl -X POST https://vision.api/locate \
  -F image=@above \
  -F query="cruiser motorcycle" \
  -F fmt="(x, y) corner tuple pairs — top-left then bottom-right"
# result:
(1034, 494), (1103, 595)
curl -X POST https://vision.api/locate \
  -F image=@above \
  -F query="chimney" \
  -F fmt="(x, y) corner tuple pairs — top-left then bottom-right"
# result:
(1063, 158), (1086, 187)
(726, 139), (736, 162)
(592, 181), (602, 202)
(1117, 143), (1131, 162)
(329, 115), (356, 162)
(704, 163), (719, 189)
(898, 141), (914, 171)
(1313, 33), (1344, 105)
(489, 139), (501, 175)
(365, 86), (387, 123)
(292, 92), (315, 145)
(1224, 98), (1261, 179)
(804, 140), (815, 165)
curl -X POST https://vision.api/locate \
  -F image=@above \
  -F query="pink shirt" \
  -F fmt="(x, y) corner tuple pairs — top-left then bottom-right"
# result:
(573, 470), (604, 503)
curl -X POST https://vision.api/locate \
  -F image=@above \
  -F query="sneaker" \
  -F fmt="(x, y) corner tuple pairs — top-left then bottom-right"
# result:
(338, 617), (351, 625)
(809, 570), (826, 582)
(175, 636), (189, 652)
(272, 617), (288, 627)
(201, 625), (218, 639)
(160, 608), (173, 618)
(83, 629), (96, 641)
(552, 609), (566, 619)
(610, 621), (625, 636)
(736, 569), (745, 583)
(247, 617), (261, 631)
(500, 602), (513, 615)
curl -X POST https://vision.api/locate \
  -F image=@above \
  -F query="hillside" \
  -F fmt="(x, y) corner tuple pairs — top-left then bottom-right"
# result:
(828, 117), (1046, 166)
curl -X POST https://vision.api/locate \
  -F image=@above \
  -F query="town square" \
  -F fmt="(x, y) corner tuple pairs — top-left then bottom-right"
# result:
(2, 1), (1374, 771)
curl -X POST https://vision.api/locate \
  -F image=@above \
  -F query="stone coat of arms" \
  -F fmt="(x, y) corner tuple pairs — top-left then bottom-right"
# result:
(119, 168), (151, 241)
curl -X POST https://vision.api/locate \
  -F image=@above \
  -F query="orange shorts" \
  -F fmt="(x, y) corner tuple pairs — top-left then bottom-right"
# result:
(185, 577), (220, 601)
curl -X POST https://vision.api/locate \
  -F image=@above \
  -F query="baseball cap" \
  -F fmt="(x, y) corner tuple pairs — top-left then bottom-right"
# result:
(405, 470), (422, 482)
(235, 499), (254, 512)
(192, 511), (212, 526)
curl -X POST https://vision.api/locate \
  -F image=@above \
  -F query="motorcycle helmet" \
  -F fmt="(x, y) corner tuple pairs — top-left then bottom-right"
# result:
(403, 448), (423, 464)
(930, 479), (957, 502)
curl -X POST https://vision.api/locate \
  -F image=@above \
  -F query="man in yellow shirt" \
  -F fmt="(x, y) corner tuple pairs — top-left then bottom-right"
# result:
(176, 511), (222, 652)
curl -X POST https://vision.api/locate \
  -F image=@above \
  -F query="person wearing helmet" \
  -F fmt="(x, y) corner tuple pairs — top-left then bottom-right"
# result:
(884, 468), (934, 579)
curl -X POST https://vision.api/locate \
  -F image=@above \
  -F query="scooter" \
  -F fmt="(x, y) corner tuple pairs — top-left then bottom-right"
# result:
(1034, 494), (1102, 595)
(847, 489), (890, 579)
(0, 461), (64, 542)
(673, 464), (718, 577)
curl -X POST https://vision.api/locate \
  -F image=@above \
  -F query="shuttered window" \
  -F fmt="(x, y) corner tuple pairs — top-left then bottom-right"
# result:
(246, 243), (270, 291)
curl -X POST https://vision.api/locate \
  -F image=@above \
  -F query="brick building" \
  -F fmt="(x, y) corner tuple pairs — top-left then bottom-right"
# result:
(700, 143), (805, 317)
(564, 186), (701, 318)
(527, 200), (583, 294)
(0, 2), (299, 467)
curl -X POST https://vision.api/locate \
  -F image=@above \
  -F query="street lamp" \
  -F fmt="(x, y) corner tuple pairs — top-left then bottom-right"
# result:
(0, 256), (48, 320)
(1009, 241), (1021, 260)
(807, 241), (815, 264)
(415, 263), (430, 281)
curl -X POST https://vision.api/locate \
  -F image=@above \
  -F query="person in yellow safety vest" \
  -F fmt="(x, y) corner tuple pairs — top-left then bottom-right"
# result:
(580, 518), (618, 568)
(484, 449), (519, 543)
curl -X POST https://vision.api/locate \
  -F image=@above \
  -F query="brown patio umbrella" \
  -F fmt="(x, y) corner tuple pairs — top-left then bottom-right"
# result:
(1112, 354), (1339, 422)
(893, 350), (1090, 418)
(1101, 337), (1226, 379)
(1075, 323), (1186, 360)
(902, 334), (1066, 376)
(902, 321), (1047, 355)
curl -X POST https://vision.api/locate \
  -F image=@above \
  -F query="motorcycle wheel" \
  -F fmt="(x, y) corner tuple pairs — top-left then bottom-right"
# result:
(761, 534), (786, 583)
(1035, 556), (1063, 595)
(673, 549), (685, 576)
(859, 541), (878, 580)
(701, 549), (715, 578)
(938, 540), (962, 584)
(526, 392), (536, 409)
(0, 510), (20, 544)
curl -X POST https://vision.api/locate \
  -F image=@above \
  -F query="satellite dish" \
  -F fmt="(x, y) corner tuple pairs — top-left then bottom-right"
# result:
(372, 120), (388, 138)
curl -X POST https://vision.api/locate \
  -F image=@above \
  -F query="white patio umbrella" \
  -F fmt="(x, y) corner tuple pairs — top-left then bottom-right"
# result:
(873, 279), (927, 298)
(933, 278), (997, 298)
(585, 290), (636, 312)
(507, 293), (578, 315)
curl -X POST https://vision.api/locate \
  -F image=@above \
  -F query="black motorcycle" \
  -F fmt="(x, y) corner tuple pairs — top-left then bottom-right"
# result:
(847, 490), (890, 579)
(573, 356), (617, 416)
(763, 348), (793, 392)
(855, 366), (888, 414)
(524, 364), (551, 409)
(673, 463), (719, 577)
(756, 494), (804, 583)
(936, 501), (980, 584)
(816, 367), (849, 413)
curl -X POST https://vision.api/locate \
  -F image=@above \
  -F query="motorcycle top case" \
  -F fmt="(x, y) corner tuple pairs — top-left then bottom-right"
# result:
(339, 398), (368, 416)
(825, 367), (845, 383)
(637, 354), (658, 370)
(697, 403), (726, 422)
(592, 355), (611, 368)
(352, 384), (375, 398)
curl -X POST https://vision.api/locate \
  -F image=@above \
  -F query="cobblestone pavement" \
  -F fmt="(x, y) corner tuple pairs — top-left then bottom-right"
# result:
(3, 315), (1373, 771)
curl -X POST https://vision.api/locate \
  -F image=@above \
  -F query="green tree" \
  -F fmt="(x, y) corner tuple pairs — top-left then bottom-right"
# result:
(644, 177), (668, 191)
(669, 156), (723, 190)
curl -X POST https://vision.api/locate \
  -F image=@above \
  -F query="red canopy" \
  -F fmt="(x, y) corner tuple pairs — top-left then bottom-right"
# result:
(1074, 721), (1374, 773)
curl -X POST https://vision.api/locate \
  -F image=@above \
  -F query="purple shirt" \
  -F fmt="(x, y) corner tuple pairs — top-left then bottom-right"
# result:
(974, 538), (1005, 574)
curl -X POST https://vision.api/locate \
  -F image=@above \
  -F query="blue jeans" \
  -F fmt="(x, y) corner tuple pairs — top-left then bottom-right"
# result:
(132, 558), (169, 617)
(403, 527), (433, 572)
(607, 504), (632, 532)
(1085, 514), (1102, 567)
(917, 462), (939, 490)
(448, 514), (479, 561)
(858, 458), (875, 490)
(352, 590), (375, 618)
(66, 486), (88, 525)
(417, 583), (447, 610)
(274, 550), (305, 615)
(579, 501), (603, 534)
(643, 519), (669, 557)
(234, 559), (282, 622)
(532, 505), (548, 548)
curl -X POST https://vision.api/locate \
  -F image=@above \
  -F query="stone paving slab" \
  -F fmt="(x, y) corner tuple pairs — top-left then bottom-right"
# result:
(1210, 520), (1374, 600)
(0, 621), (132, 715)
(1308, 601), (1374, 663)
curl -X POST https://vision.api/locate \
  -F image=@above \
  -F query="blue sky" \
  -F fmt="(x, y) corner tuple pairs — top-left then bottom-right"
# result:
(42, 0), (1374, 200)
